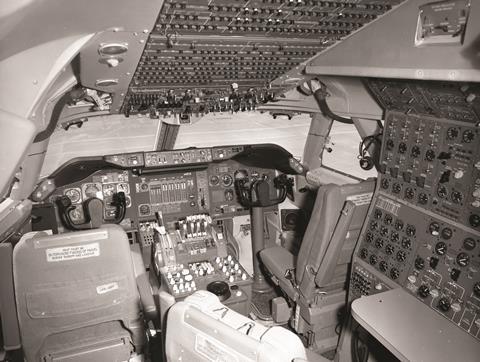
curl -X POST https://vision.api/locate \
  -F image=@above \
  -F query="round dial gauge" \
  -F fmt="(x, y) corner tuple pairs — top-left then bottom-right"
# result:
(103, 184), (116, 197)
(64, 188), (81, 204)
(83, 183), (102, 199)
(68, 206), (84, 223)
(462, 129), (475, 143)
(221, 174), (233, 187)
(446, 127), (459, 140)
(117, 183), (130, 194)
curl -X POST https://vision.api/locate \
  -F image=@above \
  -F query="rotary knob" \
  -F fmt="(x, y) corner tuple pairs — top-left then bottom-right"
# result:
(418, 285), (430, 298)
(456, 252), (469, 267)
(474, 282), (480, 297)
(435, 241), (447, 256)
(437, 297), (451, 313)
(415, 256), (425, 270)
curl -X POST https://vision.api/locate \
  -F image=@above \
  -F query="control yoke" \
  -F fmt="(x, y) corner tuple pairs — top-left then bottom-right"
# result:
(235, 173), (293, 292)
(235, 173), (292, 208)
(56, 192), (127, 230)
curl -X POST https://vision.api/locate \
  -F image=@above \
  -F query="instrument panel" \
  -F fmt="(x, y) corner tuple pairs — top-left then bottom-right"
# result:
(352, 81), (480, 341)
(45, 145), (281, 236)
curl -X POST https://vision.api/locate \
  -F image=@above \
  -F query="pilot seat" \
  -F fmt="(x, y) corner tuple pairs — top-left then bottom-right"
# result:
(11, 224), (153, 361)
(260, 180), (374, 352)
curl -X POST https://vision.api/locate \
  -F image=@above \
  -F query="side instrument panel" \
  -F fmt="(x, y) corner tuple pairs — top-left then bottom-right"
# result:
(351, 79), (480, 341)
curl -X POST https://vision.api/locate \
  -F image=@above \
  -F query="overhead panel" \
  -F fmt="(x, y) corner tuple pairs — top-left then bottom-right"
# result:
(122, 0), (405, 118)
(305, 0), (480, 82)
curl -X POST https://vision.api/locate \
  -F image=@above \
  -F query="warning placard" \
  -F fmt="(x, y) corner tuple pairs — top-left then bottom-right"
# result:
(46, 242), (100, 262)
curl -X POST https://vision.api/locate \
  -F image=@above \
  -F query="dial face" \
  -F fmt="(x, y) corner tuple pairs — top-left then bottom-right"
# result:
(64, 188), (82, 204)
(392, 183), (402, 194)
(401, 237), (411, 249)
(450, 190), (463, 204)
(209, 175), (220, 186)
(446, 127), (459, 140)
(425, 149), (435, 161)
(220, 174), (233, 187)
(396, 250), (406, 262)
(437, 185), (448, 198)
(405, 187), (415, 200)
(83, 183), (102, 199)
(418, 193), (428, 205)
(103, 183), (116, 197)
(463, 237), (476, 251)
(456, 252), (469, 267)
(68, 206), (84, 223)
(117, 183), (130, 194)
(385, 244), (394, 255)
(390, 268), (399, 280)
(462, 129), (475, 143)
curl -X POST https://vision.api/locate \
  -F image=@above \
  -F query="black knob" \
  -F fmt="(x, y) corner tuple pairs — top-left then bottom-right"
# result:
(463, 238), (476, 251)
(474, 282), (480, 298)
(207, 281), (231, 302)
(470, 214), (480, 228)
(437, 297), (451, 312)
(435, 241), (447, 256)
(456, 252), (469, 267)
(395, 220), (404, 231)
(415, 256), (425, 270)
(441, 227), (453, 240)
(360, 248), (368, 259)
(369, 255), (378, 265)
(428, 222), (440, 236)
(418, 285), (430, 298)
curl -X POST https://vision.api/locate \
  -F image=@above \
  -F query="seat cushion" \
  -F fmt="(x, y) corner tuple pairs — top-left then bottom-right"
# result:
(260, 246), (295, 279)
(260, 246), (298, 299)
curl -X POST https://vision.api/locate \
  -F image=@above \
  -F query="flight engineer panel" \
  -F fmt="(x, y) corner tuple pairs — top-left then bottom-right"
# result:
(351, 79), (480, 341)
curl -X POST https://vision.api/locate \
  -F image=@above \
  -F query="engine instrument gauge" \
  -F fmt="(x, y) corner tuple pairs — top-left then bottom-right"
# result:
(103, 184), (116, 197)
(82, 183), (102, 199)
(117, 183), (130, 194)
(221, 174), (233, 187)
(64, 188), (82, 204)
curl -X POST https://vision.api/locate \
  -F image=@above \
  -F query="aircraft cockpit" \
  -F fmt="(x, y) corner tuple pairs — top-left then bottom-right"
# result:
(0, 0), (479, 361)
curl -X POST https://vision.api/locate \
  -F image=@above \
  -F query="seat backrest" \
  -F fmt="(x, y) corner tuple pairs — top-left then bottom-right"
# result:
(296, 180), (374, 301)
(165, 290), (307, 362)
(13, 224), (142, 361)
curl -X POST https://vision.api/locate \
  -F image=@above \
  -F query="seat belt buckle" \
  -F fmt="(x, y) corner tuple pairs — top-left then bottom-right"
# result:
(284, 268), (295, 281)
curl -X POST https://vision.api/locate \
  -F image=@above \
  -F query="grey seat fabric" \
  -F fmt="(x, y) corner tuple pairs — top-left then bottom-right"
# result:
(261, 180), (374, 302)
(260, 245), (297, 297)
(13, 224), (143, 361)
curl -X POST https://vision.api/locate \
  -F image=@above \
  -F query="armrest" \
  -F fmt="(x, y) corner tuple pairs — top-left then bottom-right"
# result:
(136, 273), (158, 322)
(130, 244), (158, 322)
